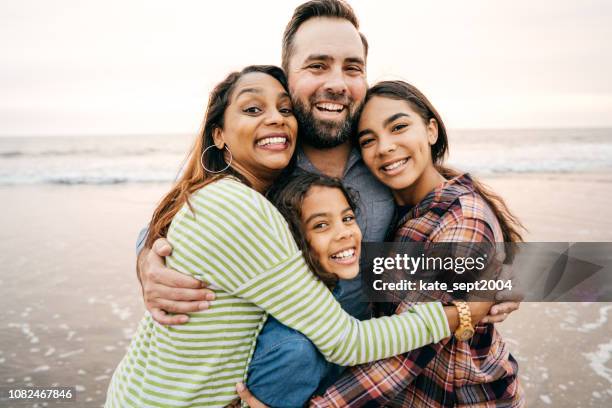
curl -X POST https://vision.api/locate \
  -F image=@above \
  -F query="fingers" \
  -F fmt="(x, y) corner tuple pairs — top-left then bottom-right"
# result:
(149, 284), (213, 302)
(490, 301), (520, 316)
(481, 313), (509, 324)
(236, 383), (268, 408)
(141, 241), (217, 324)
(166, 270), (209, 290)
(152, 237), (173, 257)
(155, 298), (211, 314)
(144, 285), (213, 315)
(480, 301), (520, 324)
(150, 308), (189, 325)
(144, 249), (206, 290)
(145, 261), (205, 290)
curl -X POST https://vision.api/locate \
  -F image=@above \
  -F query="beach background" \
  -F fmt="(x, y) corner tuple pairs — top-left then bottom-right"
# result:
(2, 0), (612, 406)
(0, 130), (611, 407)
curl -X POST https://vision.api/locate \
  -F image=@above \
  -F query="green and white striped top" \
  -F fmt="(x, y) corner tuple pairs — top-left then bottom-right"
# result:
(106, 177), (450, 408)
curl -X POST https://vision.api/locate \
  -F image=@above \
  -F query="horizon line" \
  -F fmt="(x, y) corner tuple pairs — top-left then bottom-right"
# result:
(1, 126), (612, 138)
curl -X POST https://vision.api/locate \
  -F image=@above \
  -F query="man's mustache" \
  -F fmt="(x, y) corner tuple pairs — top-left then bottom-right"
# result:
(308, 91), (353, 107)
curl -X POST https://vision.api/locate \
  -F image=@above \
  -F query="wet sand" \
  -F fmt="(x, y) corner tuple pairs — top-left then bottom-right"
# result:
(0, 172), (610, 407)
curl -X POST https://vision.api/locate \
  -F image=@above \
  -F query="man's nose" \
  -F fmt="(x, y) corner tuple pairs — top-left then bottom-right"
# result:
(324, 67), (348, 96)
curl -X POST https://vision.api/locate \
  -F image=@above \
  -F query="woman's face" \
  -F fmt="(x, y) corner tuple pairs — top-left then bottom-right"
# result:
(357, 96), (438, 192)
(215, 72), (298, 181)
(301, 186), (362, 280)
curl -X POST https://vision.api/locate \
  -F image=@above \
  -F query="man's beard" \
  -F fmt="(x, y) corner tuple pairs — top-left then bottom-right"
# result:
(292, 94), (361, 149)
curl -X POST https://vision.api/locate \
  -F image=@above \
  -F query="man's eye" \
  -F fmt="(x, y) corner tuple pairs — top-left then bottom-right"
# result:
(346, 66), (363, 73)
(392, 123), (408, 132)
(244, 107), (262, 114)
(308, 64), (325, 70)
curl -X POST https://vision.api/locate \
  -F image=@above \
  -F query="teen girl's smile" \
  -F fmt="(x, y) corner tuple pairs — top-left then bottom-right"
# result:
(301, 185), (362, 280)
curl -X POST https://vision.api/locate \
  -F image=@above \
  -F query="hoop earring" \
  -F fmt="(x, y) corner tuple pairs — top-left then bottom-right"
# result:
(201, 145), (232, 174)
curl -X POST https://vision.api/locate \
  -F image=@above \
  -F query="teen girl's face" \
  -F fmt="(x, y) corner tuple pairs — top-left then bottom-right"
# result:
(357, 96), (438, 193)
(301, 186), (362, 280)
(216, 72), (298, 180)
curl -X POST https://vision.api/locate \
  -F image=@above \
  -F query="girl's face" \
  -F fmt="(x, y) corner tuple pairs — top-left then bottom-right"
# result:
(301, 186), (362, 280)
(357, 96), (438, 193)
(215, 72), (298, 181)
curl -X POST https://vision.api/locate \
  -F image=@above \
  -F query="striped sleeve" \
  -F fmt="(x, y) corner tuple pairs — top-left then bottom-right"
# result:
(167, 179), (451, 366)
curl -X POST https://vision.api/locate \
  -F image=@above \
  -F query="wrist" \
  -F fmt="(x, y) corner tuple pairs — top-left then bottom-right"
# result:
(451, 301), (475, 341)
(443, 305), (459, 333)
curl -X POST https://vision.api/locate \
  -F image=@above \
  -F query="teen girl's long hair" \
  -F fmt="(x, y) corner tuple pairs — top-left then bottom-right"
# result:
(360, 81), (525, 261)
(145, 65), (292, 249)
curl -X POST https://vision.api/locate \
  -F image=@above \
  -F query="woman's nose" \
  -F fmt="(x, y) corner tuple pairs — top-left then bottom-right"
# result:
(264, 109), (283, 126)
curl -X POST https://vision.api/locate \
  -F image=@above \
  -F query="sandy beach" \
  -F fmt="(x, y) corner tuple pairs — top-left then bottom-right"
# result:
(0, 172), (611, 407)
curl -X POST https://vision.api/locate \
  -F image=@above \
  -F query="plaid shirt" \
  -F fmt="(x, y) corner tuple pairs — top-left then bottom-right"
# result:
(310, 174), (524, 408)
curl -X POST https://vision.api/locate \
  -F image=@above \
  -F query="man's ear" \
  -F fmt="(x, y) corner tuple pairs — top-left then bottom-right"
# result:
(212, 127), (225, 149)
(427, 118), (439, 146)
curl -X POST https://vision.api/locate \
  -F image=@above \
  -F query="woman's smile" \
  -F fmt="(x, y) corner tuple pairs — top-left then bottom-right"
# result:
(255, 132), (290, 151)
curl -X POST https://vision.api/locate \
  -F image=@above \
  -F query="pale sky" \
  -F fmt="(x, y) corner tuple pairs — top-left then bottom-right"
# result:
(1, 0), (611, 136)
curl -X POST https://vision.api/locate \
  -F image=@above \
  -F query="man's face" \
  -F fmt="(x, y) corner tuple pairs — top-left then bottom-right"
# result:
(287, 17), (367, 149)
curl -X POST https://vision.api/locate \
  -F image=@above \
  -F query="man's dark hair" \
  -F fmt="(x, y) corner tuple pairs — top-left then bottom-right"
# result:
(281, 0), (369, 72)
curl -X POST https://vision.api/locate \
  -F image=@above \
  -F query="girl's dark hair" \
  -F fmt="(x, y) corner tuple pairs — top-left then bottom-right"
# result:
(146, 65), (293, 248)
(360, 80), (524, 261)
(269, 171), (359, 287)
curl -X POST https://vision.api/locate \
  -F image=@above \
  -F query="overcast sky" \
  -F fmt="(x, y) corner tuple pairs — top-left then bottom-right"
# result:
(1, 0), (611, 136)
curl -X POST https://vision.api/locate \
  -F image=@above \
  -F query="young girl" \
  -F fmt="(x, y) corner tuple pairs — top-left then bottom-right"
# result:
(246, 172), (495, 407)
(105, 67), (486, 408)
(334, 80), (526, 407)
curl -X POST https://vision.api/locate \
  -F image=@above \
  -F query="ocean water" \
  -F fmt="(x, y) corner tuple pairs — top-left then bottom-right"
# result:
(0, 128), (611, 185)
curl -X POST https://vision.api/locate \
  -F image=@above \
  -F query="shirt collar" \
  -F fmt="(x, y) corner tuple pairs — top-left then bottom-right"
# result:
(296, 145), (362, 178)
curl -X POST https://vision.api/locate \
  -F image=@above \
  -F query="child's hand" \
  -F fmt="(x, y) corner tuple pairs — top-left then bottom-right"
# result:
(236, 383), (268, 408)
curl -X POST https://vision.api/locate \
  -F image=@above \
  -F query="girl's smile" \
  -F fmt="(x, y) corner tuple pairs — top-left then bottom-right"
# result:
(301, 185), (362, 280)
(357, 96), (445, 205)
